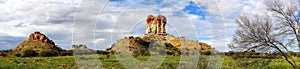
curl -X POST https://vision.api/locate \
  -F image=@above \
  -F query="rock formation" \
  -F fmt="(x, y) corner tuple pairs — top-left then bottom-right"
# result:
(14, 31), (63, 57)
(106, 15), (214, 56)
(70, 44), (91, 50)
(108, 33), (214, 56)
(70, 44), (95, 55)
(28, 31), (55, 45)
(146, 15), (167, 35)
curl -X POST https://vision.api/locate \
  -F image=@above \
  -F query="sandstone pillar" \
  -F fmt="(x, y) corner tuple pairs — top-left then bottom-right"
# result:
(150, 16), (158, 34)
(146, 15), (154, 34)
(157, 15), (167, 35)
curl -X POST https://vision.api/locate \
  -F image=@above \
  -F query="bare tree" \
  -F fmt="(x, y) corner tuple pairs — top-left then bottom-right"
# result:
(265, 0), (300, 50)
(229, 0), (300, 68)
(229, 15), (297, 68)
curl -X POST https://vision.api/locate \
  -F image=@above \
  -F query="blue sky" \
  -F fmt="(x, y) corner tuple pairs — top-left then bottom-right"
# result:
(183, 2), (207, 20)
(1, 0), (297, 52)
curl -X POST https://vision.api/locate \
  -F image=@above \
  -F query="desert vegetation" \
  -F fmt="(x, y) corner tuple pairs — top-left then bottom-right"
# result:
(0, 51), (299, 69)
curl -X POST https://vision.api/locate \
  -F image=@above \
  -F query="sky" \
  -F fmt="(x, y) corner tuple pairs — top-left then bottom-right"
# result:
(0, 0), (288, 52)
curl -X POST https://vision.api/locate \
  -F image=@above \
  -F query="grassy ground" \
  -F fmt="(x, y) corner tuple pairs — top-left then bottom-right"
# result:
(0, 55), (299, 69)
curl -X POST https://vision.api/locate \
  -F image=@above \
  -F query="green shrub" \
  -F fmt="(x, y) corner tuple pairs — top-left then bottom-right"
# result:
(59, 51), (73, 56)
(97, 50), (109, 55)
(22, 49), (38, 57)
(201, 51), (211, 55)
(0, 52), (7, 57)
(225, 51), (235, 56)
(40, 50), (59, 57)
(14, 53), (21, 57)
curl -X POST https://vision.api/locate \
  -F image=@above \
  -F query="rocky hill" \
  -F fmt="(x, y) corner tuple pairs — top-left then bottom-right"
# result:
(70, 44), (95, 55)
(107, 33), (214, 56)
(107, 15), (215, 56)
(14, 31), (63, 57)
(70, 44), (92, 50)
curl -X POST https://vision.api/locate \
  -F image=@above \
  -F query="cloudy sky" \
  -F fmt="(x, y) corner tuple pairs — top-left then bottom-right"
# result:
(0, 0), (274, 52)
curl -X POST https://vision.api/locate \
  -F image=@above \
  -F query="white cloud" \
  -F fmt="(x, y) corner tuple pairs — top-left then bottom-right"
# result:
(240, 0), (267, 15)
(193, 0), (243, 18)
(0, 0), (76, 36)
(93, 38), (105, 44)
(218, 0), (243, 17)
(159, 0), (191, 12)
(0, 0), (84, 49)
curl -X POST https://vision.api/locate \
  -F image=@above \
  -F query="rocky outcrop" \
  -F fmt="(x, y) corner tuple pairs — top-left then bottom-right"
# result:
(70, 44), (95, 55)
(70, 44), (92, 50)
(14, 31), (63, 57)
(108, 33), (214, 56)
(107, 15), (214, 56)
(28, 31), (55, 45)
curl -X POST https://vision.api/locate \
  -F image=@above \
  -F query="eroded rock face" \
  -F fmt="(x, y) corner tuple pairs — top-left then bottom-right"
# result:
(157, 15), (167, 35)
(146, 15), (167, 35)
(28, 31), (55, 45)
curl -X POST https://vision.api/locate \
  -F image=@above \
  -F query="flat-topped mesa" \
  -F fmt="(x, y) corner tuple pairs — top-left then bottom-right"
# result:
(146, 15), (167, 35)
(28, 31), (55, 45)
(70, 44), (92, 50)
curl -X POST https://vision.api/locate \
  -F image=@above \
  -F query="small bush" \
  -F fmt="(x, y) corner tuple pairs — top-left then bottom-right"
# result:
(97, 50), (109, 55)
(297, 52), (300, 57)
(14, 53), (21, 57)
(225, 51), (235, 56)
(201, 50), (211, 55)
(40, 50), (59, 57)
(166, 51), (174, 55)
(59, 51), (73, 56)
(0, 52), (7, 57)
(22, 49), (38, 57)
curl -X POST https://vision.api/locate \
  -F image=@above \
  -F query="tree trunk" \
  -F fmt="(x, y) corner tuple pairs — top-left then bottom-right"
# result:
(272, 44), (297, 69)
(297, 35), (300, 50)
